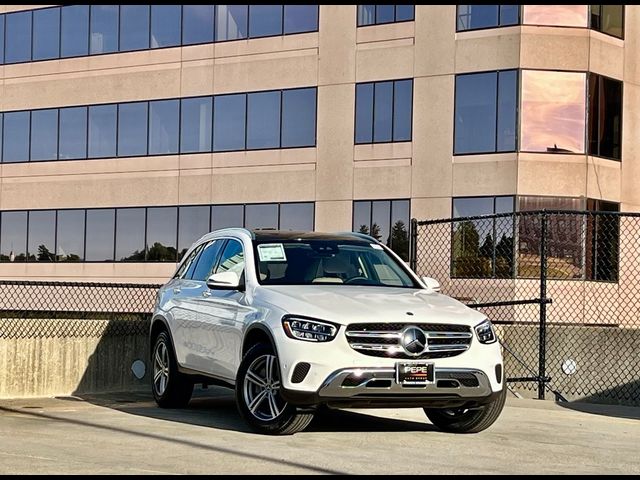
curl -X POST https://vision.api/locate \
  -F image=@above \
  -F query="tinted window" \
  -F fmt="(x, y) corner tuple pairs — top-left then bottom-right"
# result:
(216, 5), (248, 41)
(455, 72), (498, 154)
(0, 16), (4, 64)
(247, 91), (281, 149)
(118, 102), (149, 157)
(281, 88), (316, 148)
(395, 5), (415, 22)
(499, 5), (519, 25)
(357, 5), (413, 26)
(523, 5), (588, 27)
(149, 100), (179, 155)
(353, 201), (372, 235)
(591, 5), (624, 39)
(28, 210), (56, 262)
(59, 107), (88, 160)
(372, 200), (391, 244)
(31, 109), (59, 161)
(151, 5), (182, 48)
(57, 209), (85, 262)
(183, 5), (215, 45)
(61, 5), (90, 58)
(355, 83), (374, 144)
(215, 240), (245, 275)
(88, 104), (117, 158)
(0, 211), (27, 262)
(457, 5), (498, 30)
(376, 5), (395, 24)
(245, 204), (279, 229)
(180, 97), (213, 153)
(358, 5), (376, 26)
(588, 74), (622, 160)
(353, 199), (410, 260)
(393, 79), (412, 142)
(116, 208), (146, 261)
(214, 94), (246, 151)
(497, 70), (518, 152)
(146, 207), (178, 261)
(120, 5), (150, 52)
(284, 5), (318, 34)
(90, 5), (119, 54)
(521, 70), (586, 154)
(192, 240), (224, 281)
(175, 241), (205, 279)
(3, 112), (30, 163)
(211, 205), (244, 229)
(389, 200), (410, 260)
(5, 11), (32, 63)
(178, 206), (211, 260)
(280, 203), (314, 231)
(249, 5), (283, 38)
(85, 209), (115, 261)
(374, 82), (393, 143)
(33, 8), (60, 61)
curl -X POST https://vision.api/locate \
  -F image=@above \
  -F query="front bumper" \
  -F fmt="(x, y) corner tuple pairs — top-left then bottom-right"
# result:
(281, 366), (500, 409)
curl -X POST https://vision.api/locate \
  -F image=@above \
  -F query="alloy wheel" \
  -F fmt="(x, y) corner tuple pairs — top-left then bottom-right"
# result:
(153, 340), (170, 396)
(243, 354), (287, 421)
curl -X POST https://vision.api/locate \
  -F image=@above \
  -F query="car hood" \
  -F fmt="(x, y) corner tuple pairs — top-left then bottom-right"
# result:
(255, 285), (486, 326)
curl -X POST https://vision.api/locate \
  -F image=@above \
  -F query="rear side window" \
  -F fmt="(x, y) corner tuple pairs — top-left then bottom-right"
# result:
(174, 242), (205, 279)
(191, 240), (224, 281)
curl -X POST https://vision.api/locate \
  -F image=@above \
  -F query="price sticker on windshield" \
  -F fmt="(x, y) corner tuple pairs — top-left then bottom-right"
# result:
(258, 243), (287, 262)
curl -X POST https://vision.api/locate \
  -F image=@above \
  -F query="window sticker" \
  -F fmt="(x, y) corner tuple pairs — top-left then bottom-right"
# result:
(258, 243), (287, 262)
(370, 243), (384, 250)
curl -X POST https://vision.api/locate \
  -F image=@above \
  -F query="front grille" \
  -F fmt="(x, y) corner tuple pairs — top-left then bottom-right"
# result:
(345, 323), (472, 360)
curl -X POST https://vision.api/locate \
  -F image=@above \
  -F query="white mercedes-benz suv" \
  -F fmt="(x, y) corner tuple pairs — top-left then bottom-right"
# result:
(150, 228), (505, 435)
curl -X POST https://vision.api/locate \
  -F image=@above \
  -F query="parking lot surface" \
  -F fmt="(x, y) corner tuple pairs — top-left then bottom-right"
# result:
(0, 388), (638, 475)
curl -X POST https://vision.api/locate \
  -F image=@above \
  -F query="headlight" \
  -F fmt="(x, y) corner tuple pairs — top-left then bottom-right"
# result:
(282, 316), (338, 342)
(475, 319), (497, 344)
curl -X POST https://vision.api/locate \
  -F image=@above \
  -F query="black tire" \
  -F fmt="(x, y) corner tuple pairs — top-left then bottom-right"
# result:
(424, 386), (507, 433)
(151, 331), (194, 408)
(235, 343), (314, 435)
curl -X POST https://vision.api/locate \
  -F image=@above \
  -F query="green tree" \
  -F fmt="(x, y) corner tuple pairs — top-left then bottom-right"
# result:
(389, 220), (409, 261)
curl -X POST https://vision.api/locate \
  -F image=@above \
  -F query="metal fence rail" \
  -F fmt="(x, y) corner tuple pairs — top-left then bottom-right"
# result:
(411, 210), (640, 405)
(0, 280), (162, 338)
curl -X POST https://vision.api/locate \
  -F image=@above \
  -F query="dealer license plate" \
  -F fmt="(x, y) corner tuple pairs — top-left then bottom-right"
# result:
(396, 362), (434, 386)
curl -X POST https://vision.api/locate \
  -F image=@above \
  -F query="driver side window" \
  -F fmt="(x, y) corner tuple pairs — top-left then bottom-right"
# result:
(215, 239), (245, 276)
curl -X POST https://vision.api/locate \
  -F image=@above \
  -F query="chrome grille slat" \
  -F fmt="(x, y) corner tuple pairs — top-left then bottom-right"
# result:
(345, 323), (473, 360)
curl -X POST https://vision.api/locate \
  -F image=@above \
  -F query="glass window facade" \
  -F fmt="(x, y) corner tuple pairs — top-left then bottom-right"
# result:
(353, 199), (410, 260)
(0, 202), (315, 263)
(521, 70), (586, 154)
(355, 80), (413, 144)
(588, 74), (622, 161)
(357, 5), (415, 26)
(456, 5), (519, 31)
(0, 5), (319, 65)
(0, 88), (316, 164)
(454, 70), (518, 155)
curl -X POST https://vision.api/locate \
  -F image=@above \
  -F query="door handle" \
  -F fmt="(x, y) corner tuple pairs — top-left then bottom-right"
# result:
(173, 288), (181, 294)
(202, 290), (211, 298)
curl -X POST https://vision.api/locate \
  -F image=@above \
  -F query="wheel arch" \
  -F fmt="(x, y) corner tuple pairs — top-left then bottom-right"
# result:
(242, 324), (278, 358)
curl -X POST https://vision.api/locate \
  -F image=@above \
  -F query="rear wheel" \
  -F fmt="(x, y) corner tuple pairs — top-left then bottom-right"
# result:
(424, 387), (507, 433)
(151, 331), (194, 408)
(236, 343), (314, 435)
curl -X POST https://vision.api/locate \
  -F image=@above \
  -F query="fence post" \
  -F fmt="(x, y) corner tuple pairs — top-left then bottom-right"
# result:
(538, 211), (548, 400)
(410, 218), (418, 272)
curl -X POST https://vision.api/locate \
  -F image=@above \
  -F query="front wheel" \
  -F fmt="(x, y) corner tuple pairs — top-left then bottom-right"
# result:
(424, 386), (507, 433)
(151, 331), (194, 408)
(235, 343), (314, 435)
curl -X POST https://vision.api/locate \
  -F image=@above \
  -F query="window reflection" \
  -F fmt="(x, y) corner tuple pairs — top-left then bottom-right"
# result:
(520, 70), (586, 154)
(57, 210), (84, 262)
(353, 199), (410, 260)
(523, 5), (588, 27)
(0, 211), (27, 262)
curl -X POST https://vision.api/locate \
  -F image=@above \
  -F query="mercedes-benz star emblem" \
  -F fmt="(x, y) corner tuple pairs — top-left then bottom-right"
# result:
(401, 326), (428, 356)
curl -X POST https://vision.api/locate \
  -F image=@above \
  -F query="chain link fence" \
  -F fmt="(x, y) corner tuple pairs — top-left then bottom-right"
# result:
(0, 280), (162, 339)
(411, 210), (640, 406)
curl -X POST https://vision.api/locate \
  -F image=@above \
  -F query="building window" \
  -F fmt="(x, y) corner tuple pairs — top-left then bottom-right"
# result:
(454, 70), (517, 155)
(355, 80), (413, 144)
(30, 109), (59, 162)
(59, 107), (88, 160)
(456, 5), (519, 31)
(3, 111), (30, 163)
(180, 97), (213, 153)
(522, 5), (589, 27)
(588, 74), (622, 161)
(586, 199), (619, 282)
(247, 91), (281, 150)
(0, 5), (319, 66)
(148, 100), (180, 155)
(590, 5), (624, 39)
(451, 196), (515, 278)
(353, 199), (410, 261)
(357, 5), (414, 26)
(117, 102), (149, 157)
(0, 202), (315, 263)
(88, 104), (118, 158)
(520, 70), (586, 154)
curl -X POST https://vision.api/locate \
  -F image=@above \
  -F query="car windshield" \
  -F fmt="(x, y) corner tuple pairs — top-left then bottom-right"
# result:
(253, 239), (419, 288)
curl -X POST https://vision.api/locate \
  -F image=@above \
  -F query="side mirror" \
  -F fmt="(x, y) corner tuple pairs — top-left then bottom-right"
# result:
(422, 276), (441, 292)
(206, 271), (241, 290)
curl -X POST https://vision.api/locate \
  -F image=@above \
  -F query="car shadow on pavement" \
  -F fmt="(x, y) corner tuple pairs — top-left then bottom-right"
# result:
(76, 386), (437, 433)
